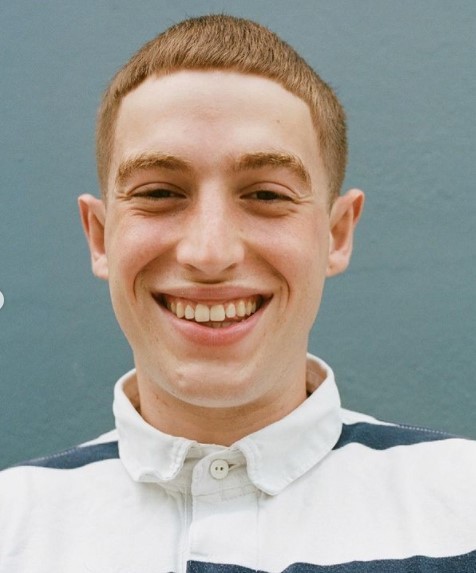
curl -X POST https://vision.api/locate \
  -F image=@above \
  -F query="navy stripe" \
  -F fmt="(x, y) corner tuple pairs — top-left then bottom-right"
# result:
(14, 441), (119, 469)
(188, 550), (476, 572)
(333, 422), (454, 451)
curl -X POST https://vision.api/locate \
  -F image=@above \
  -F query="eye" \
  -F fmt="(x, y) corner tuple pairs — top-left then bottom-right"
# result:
(249, 190), (291, 202)
(134, 188), (183, 200)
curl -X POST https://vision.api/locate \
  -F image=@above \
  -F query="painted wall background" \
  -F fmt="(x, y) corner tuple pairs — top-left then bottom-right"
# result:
(0, 1), (474, 468)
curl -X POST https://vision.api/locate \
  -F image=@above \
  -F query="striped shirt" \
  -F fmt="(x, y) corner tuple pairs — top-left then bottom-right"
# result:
(1, 355), (475, 572)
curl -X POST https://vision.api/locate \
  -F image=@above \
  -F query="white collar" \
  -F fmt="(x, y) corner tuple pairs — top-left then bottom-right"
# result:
(113, 354), (342, 495)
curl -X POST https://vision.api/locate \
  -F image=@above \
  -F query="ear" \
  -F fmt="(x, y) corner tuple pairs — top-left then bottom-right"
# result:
(78, 194), (109, 280)
(326, 188), (365, 277)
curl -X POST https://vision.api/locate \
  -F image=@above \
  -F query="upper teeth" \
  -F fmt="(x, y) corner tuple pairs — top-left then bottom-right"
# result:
(165, 297), (259, 322)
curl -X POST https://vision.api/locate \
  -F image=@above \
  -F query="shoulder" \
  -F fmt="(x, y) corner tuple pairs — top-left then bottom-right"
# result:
(0, 430), (121, 495)
(332, 409), (476, 497)
(6, 430), (120, 471)
(0, 430), (124, 535)
(336, 409), (466, 451)
(0, 431), (130, 570)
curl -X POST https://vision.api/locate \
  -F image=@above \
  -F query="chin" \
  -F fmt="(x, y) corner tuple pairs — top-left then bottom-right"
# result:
(166, 362), (260, 408)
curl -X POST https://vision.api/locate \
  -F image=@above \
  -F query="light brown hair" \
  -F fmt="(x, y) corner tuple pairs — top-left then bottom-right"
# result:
(96, 14), (347, 202)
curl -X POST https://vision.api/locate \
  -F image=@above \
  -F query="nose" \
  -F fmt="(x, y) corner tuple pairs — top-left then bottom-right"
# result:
(176, 188), (245, 277)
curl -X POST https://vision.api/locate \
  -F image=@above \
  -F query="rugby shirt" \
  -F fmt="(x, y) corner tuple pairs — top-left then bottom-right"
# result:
(1, 354), (475, 572)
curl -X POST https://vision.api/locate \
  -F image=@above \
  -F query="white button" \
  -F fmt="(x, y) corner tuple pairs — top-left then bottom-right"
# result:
(210, 459), (229, 480)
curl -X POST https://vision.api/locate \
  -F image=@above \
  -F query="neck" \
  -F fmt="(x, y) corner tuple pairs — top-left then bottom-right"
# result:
(131, 365), (310, 445)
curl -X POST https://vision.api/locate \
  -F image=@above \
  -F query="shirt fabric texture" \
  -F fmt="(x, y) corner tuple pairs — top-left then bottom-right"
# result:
(1, 354), (475, 572)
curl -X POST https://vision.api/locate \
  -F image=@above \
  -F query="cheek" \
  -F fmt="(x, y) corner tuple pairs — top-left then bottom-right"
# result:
(104, 219), (165, 343)
(282, 222), (329, 316)
(269, 219), (329, 282)
(106, 216), (170, 283)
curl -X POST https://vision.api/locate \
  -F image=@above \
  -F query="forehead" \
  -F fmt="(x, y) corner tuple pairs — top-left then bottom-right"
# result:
(109, 70), (325, 188)
(116, 70), (316, 142)
(119, 69), (311, 113)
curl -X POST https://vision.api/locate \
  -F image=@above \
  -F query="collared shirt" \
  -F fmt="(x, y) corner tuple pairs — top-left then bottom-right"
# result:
(114, 353), (340, 495)
(1, 354), (476, 572)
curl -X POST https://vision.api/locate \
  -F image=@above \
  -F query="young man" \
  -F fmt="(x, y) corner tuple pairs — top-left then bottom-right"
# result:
(1, 15), (475, 572)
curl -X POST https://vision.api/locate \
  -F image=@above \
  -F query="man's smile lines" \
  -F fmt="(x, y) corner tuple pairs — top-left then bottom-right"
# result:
(160, 295), (263, 327)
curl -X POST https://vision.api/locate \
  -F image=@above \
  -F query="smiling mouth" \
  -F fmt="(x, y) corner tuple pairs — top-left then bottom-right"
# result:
(156, 294), (266, 329)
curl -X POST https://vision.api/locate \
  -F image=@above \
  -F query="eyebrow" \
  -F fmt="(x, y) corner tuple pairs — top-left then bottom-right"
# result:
(233, 151), (311, 188)
(114, 150), (311, 190)
(115, 152), (192, 189)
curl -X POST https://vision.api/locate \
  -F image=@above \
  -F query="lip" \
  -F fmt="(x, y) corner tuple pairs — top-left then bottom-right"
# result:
(152, 290), (271, 347)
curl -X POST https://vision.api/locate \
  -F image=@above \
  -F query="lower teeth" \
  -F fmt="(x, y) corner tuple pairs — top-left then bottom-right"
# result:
(206, 321), (238, 328)
(184, 320), (245, 328)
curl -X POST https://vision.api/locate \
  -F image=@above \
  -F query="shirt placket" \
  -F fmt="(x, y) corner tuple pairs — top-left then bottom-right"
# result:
(186, 451), (260, 569)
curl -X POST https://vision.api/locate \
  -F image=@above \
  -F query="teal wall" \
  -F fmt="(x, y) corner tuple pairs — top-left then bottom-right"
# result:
(1, 1), (475, 468)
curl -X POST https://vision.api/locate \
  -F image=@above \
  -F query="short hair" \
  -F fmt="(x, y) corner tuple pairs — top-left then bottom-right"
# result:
(96, 14), (347, 202)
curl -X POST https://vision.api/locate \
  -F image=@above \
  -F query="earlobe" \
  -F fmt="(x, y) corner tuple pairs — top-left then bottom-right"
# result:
(78, 194), (109, 280)
(326, 188), (365, 277)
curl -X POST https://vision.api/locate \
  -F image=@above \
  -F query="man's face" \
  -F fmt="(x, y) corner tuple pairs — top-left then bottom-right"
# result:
(82, 71), (358, 412)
